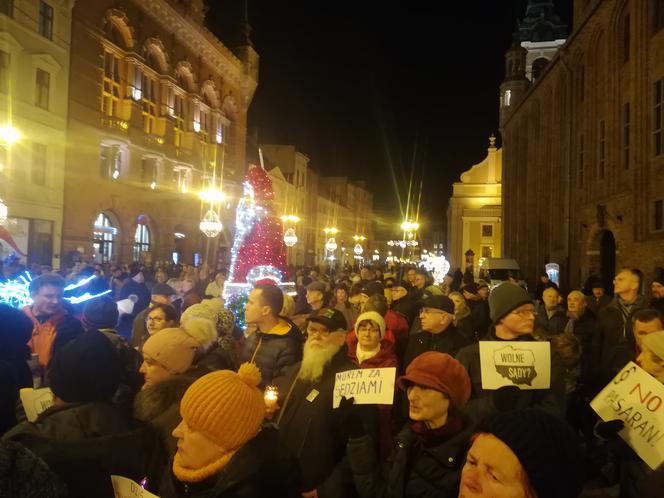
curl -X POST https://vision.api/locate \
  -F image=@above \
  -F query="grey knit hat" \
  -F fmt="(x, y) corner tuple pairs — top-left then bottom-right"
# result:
(489, 282), (533, 324)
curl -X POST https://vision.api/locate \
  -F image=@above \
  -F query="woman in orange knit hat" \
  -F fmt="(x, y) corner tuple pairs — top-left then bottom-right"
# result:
(160, 363), (299, 498)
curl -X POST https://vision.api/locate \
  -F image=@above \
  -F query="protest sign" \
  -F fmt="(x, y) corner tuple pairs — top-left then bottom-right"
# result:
(111, 475), (159, 498)
(19, 387), (53, 422)
(333, 367), (396, 408)
(479, 341), (551, 390)
(590, 362), (664, 470)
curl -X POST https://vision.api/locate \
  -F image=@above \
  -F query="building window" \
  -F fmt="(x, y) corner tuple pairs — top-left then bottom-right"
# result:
(141, 73), (157, 134)
(0, 50), (9, 94)
(173, 93), (184, 149)
(93, 213), (116, 263)
(622, 103), (630, 169)
(141, 157), (158, 187)
(654, 0), (664, 34)
(38, 1), (53, 40)
(174, 166), (192, 193)
(578, 134), (585, 187)
(622, 13), (630, 63)
(655, 79), (663, 156)
(35, 68), (50, 110)
(531, 58), (549, 81)
(481, 246), (493, 259)
(0, 0), (12, 17)
(32, 143), (47, 186)
(100, 144), (121, 179)
(481, 224), (493, 237)
(654, 200), (664, 232)
(102, 51), (121, 116)
(598, 120), (606, 180)
(133, 223), (151, 262)
(503, 89), (512, 107)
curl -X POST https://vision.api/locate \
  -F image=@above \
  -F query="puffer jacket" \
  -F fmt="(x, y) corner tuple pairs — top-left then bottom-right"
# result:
(160, 425), (300, 498)
(3, 402), (165, 498)
(133, 366), (208, 458)
(240, 317), (302, 387)
(455, 330), (566, 424)
(347, 416), (471, 498)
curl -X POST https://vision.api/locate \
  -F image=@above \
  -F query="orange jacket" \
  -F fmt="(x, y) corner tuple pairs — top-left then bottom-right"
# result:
(23, 306), (75, 368)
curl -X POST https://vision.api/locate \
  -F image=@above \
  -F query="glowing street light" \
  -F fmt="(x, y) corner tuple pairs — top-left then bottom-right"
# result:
(353, 234), (366, 242)
(400, 220), (420, 232)
(280, 215), (301, 223)
(0, 125), (20, 145)
(199, 187), (225, 203)
(323, 227), (338, 235)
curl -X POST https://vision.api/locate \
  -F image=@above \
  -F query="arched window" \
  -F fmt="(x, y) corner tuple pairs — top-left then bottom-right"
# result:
(531, 57), (549, 81)
(93, 213), (117, 263)
(133, 221), (151, 262)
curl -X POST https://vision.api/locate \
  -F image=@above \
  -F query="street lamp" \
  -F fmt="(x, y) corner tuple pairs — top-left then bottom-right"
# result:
(400, 220), (420, 232)
(0, 125), (20, 146)
(199, 209), (223, 238)
(199, 187), (225, 204)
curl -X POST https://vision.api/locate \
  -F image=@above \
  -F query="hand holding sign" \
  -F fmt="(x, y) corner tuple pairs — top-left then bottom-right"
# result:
(479, 341), (551, 390)
(333, 367), (396, 408)
(591, 362), (664, 470)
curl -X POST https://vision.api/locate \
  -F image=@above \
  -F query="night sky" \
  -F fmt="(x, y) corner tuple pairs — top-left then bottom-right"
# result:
(207, 0), (573, 239)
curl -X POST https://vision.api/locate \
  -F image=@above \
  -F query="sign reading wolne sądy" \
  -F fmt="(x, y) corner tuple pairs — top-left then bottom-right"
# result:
(479, 341), (551, 390)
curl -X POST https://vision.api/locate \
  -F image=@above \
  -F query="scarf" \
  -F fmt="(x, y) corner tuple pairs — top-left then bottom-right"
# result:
(356, 343), (381, 365)
(411, 414), (464, 449)
(172, 448), (237, 483)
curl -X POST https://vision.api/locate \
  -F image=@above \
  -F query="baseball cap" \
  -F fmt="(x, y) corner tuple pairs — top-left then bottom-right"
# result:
(307, 307), (347, 332)
(306, 281), (327, 293)
(419, 293), (455, 314)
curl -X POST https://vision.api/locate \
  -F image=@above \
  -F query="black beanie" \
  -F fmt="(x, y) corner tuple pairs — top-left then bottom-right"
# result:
(488, 282), (533, 324)
(477, 409), (582, 498)
(49, 331), (121, 403)
(82, 296), (119, 330)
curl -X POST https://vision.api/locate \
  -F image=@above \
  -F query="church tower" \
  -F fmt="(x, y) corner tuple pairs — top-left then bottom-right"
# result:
(499, 31), (530, 128)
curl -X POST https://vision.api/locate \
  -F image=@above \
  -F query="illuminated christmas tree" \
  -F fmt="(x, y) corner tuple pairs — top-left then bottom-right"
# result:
(228, 165), (287, 283)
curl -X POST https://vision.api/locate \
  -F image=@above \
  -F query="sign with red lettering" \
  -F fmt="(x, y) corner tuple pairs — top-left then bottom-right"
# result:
(591, 362), (664, 470)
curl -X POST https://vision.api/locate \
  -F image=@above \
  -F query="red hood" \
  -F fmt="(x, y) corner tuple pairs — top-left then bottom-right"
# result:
(346, 329), (398, 368)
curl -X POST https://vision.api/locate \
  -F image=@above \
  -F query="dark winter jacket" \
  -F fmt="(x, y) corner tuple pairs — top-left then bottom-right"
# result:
(651, 297), (664, 317)
(594, 295), (647, 385)
(99, 328), (144, 405)
(133, 366), (208, 458)
(275, 345), (378, 497)
(3, 402), (165, 498)
(563, 309), (598, 388)
(0, 440), (66, 497)
(587, 294), (612, 315)
(240, 317), (302, 387)
(160, 425), (300, 498)
(455, 314), (476, 344)
(403, 325), (471, 370)
(468, 300), (491, 339)
(536, 304), (567, 336)
(346, 417), (471, 498)
(346, 331), (399, 461)
(455, 331), (566, 424)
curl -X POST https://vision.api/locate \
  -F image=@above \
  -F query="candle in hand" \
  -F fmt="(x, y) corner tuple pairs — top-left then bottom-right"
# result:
(264, 385), (279, 409)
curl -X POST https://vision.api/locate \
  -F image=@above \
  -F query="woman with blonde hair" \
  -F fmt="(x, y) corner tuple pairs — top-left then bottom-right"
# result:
(448, 292), (476, 342)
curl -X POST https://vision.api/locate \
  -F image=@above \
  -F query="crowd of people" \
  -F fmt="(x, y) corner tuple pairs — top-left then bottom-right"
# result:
(1, 258), (664, 497)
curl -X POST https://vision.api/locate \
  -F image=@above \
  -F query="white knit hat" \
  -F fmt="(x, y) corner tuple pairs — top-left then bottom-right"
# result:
(355, 311), (386, 338)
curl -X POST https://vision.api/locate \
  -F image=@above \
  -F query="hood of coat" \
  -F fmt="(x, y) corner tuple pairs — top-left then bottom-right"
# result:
(133, 366), (207, 422)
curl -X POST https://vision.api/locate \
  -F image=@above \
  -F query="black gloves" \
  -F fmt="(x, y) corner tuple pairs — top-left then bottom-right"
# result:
(594, 419), (625, 439)
(336, 396), (365, 439)
(491, 385), (525, 412)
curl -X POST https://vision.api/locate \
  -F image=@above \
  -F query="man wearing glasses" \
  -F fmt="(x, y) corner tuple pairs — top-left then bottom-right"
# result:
(403, 294), (472, 369)
(456, 282), (566, 423)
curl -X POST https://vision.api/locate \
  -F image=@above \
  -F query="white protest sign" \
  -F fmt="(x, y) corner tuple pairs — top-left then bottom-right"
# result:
(590, 362), (664, 470)
(111, 475), (159, 498)
(479, 341), (551, 390)
(333, 367), (396, 408)
(19, 387), (53, 422)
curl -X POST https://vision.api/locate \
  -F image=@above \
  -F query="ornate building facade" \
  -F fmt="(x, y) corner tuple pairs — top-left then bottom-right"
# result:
(61, 0), (257, 267)
(500, 0), (664, 290)
(0, 0), (75, 268)
(447, 137), (502, 272)
(262, 144), (375, 267)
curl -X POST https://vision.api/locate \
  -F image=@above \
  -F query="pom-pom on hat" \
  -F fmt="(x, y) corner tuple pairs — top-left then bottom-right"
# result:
(180, 363), (265, 451)
(397, 351), (471, 408)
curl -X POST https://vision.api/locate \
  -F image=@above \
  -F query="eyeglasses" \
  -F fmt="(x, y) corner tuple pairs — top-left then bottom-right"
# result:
(307, 328), (331, 338)
(511, 309), (538, 317)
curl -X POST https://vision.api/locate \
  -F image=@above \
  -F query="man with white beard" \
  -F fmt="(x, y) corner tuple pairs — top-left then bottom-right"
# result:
(275, 307), (377, 498)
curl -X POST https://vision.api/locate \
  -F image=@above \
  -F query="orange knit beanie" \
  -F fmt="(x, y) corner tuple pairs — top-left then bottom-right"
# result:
(180, 363), (266, 452)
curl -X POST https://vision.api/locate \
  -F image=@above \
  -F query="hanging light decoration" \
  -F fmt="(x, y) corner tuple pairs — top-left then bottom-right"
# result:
(353, 243), (363, 256)
(283, 227), (298, 247)
(199, 209), (223, 238)
(0, 198), (7, 226)
(325, 237), (337, 252)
